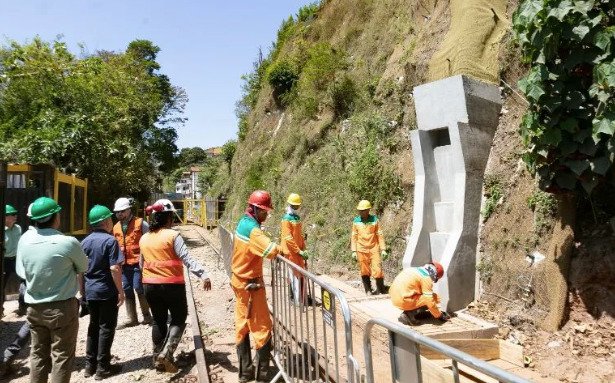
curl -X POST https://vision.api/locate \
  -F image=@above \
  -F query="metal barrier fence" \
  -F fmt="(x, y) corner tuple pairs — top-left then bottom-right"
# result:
(218, 225), (233, 277)
(271, 256), (360, 383)
(363, 318), (532, 383)
(175, 198), (225, 228)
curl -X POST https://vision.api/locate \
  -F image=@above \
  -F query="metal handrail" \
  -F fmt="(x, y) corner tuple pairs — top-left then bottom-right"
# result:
(363, 317), (532, 383)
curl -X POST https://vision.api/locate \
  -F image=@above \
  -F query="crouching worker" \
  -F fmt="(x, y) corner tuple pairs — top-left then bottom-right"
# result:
(141, 199), (211, 373)
(80, 205), (125, 379)
(233, 190), (283, 383)
(389, 262), (451, 326)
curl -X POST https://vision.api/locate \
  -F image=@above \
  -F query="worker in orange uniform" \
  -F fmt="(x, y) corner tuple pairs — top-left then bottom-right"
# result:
(389, 262), (451, 325)
(351, 200), (388, 295)
(232, 190), (283, 383)
(113, 197), (152, 328)
(280, 193), (310, 305)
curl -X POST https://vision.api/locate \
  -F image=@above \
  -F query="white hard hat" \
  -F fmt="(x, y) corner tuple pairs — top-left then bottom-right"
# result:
(154, 199), (176, 212)
(113, 197), (132, 212)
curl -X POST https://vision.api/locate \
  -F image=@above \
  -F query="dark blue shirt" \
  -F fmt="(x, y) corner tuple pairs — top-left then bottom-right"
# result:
(81, 230), (124, 301)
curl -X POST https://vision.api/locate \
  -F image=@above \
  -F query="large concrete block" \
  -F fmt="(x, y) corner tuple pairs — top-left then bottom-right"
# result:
(403, 75), (501, 312)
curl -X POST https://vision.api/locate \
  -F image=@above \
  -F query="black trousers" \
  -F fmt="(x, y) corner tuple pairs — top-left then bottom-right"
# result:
(143, 284), (187, 349)
(86, 298), (119, 368)
(2, 257), (26, 310)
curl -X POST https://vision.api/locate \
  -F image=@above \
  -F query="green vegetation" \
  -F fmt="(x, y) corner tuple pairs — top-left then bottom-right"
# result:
(481, 174), (503, 220)
(513, 1), (615, 195)
(267, 60), (299, 105)
(296, 43), (346, 118)
(296, 2), (320, 22)
(0, 38), (184, 204)
(330, 74), (359, 118)
(528, 189), (557, 234)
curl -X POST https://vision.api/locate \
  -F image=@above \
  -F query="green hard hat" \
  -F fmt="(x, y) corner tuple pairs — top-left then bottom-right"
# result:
(5, 204), (18, 215)
(30, 197), (62, 221)
(88, 205), (113, 225)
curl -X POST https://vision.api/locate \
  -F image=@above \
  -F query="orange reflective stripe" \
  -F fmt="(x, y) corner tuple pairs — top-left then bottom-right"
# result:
(143, 259), (183, 268)
(143, 275), (185, 284)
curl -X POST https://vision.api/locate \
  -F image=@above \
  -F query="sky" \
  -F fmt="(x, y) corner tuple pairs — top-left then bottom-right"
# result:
(0, 0), (314, 149)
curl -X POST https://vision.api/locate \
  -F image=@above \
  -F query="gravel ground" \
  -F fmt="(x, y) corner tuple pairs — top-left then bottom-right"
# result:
(0, 228), (214, 383)
(179, 225), (238, 383)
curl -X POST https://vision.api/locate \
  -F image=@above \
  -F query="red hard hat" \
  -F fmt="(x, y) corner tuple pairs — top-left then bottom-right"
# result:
(248, 190), (273, 211)
(432, 261), (444, 280)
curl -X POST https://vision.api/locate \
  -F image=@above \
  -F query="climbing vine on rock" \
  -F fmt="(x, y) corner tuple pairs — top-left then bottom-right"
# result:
(513, 0), (615, 195)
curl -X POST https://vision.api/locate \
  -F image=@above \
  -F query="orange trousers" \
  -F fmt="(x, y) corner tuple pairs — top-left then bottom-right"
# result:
(357, 248), (383, 278)
(232, 284), (272, 349)
(391, 292), (442, 319)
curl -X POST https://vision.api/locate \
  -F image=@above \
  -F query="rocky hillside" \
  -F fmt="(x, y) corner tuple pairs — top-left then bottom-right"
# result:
(214, 0), (615, 355)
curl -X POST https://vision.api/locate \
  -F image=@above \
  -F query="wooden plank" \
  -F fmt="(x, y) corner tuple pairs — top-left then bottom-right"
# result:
(490, 359), (562, 383)
(421, 339), (500, 361)
(420, 357), (479, 383)
(498, 340), (524, 367)
(456, 363), (499, 383)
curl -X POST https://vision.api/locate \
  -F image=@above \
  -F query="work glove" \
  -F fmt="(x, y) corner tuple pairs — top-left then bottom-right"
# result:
(351, 251), (357, 260)
(300, 250), (310, 260)
(439, 311), (451, 322)
(203, 278), (212, 291)
(381, 250), (389, 261)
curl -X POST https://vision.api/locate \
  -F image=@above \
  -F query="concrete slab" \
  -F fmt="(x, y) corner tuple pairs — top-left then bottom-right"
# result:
(403, 75), (502, 312)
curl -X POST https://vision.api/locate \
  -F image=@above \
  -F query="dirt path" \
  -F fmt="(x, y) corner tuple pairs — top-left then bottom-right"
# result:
(0, 228), (219, 383)
(179, 225), (238, 383)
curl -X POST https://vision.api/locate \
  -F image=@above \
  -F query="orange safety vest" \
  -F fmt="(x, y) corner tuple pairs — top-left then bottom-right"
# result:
(140, 229), (184, 284)
(113, 217), (144, 265)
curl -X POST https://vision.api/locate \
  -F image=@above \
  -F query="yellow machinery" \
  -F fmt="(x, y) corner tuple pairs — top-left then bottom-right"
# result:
(6, 164), (88, 235)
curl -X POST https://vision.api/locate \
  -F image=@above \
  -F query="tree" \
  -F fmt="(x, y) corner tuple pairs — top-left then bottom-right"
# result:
(513, 0), (615, 331)
(0, 38), (187, 204)
(178, 147), (209, 167)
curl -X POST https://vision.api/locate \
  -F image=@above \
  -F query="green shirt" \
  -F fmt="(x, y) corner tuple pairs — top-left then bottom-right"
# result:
(4, 223), (22, 258)
(16, 227), (88, 304)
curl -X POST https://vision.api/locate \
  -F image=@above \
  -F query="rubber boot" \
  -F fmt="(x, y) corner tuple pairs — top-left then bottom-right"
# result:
(398, 309), (421, 326)
(156, 324), (185, 373)
(137, 294), (153, 325)
(117, 297), (139, 330)
(152, 341), (165, 371)
(95, 364), (122, 380)
(361, 276), (374, 295)
(375, 278), (387, 295)
(255, 338), (272, 383)
(237, 336), (255, 383)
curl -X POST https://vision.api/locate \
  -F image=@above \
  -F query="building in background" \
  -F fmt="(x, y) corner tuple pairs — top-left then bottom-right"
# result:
(175, 166), (202, 199)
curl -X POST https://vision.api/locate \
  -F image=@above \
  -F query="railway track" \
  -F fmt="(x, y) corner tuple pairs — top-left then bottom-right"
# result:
(184, 265), (212, 383)
(182, 224), (234, 383)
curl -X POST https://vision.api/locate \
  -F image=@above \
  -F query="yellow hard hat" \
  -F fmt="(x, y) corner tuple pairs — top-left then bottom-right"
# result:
(356, 200), (372, 210)
(287, 193), (302, 206)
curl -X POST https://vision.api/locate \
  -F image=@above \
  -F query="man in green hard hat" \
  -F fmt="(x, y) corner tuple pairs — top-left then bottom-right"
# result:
(3, 204), (25, 317)
(80, 205), (125, 379)
(16, 197), (88, 383)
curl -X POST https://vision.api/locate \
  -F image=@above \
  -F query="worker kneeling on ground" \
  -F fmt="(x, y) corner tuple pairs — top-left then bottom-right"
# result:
(140, 199), (211, 373)
(232, 190), (282, 383)
(351, 200), (388, 295)
(389, 262), (451, 326)
(113, 197), (152, 329)
(80, 205), (125, 380)
(281, 193), (310, 305)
